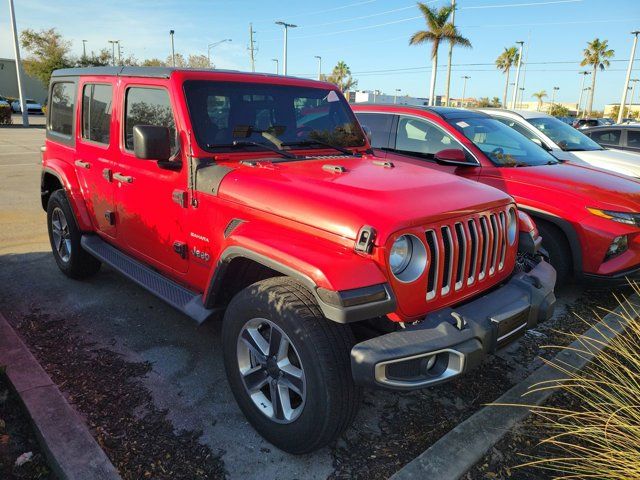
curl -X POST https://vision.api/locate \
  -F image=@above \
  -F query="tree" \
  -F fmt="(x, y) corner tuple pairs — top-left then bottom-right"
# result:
(166, 53), (187, 67)
(610, 104), (639, 120)
(187, 54), (210, 69)
(532, 90), (547, 111)
(475, 97), (500, 108)
(75, 48), (111, 67)
(20, 28), (72, 86)
(409, 3), (471, 106)
(141, 58), (166, 67)
(580, 38), (614, 115)
(326, 61), (358, 93)
(495, 46), (519, 108)
(548, 103), (570, 117)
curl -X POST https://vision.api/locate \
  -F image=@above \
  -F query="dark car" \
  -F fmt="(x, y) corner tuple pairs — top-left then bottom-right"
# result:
(583, 124), (640, 153)
(573, 118), (614, 129)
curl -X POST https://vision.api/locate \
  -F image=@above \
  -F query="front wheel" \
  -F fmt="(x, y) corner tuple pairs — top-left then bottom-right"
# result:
(222, 277), (361, 454)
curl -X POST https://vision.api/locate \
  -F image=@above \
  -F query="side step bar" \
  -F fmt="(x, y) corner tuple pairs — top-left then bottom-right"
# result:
(81, 235), (218, 324)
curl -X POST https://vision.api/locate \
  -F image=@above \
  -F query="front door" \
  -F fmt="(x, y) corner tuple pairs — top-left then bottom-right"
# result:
(113, 83), (189, 275)
(75, 81), (117, 238)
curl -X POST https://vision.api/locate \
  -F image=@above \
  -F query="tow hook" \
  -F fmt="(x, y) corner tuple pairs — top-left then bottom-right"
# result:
(450, 312), (467, 331)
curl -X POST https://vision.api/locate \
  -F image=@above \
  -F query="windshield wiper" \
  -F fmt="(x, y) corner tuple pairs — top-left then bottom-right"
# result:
(281, 139), (359, 156)
(206, 141), (298, 159)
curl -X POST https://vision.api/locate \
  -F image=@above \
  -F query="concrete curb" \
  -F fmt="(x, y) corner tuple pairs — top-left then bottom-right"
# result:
(0, 312), (121, 480)
(391, 293), (640, 480)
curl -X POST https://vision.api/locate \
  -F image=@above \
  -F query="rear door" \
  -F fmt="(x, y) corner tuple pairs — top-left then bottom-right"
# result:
(75, 80), (116, 238)
(588, 128), (622, 149)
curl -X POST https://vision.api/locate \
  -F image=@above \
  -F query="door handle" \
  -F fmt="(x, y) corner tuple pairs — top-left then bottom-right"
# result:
(113, 172), (134, 184)
(75, 159), (91, 169)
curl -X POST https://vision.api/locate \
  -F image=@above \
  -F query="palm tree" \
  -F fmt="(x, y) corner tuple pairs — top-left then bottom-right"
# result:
(532, 90), (547, 111)
(409, 3), (471, 106)
(327, 60), (358, 93)
(580, 38), (614, 115)
(495, 46), (519, 108)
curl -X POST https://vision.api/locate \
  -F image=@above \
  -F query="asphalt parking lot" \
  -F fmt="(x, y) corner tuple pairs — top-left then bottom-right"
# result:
(0, 121), (624, 479)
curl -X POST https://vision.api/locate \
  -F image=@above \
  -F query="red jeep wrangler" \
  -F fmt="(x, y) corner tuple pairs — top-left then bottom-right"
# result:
(41, 67), (556, 453)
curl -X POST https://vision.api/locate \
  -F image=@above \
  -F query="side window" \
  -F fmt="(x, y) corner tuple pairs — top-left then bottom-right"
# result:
(590, 129), (620, 146)
(627, 130), (640, 148)
(355, 113), (393, 149)
(49, 82), (76, 136)
(82, 84), (112, 144)
(124, 87), (176, 151)
(395, 116), (462, 156)
(494, 117), (538, 143)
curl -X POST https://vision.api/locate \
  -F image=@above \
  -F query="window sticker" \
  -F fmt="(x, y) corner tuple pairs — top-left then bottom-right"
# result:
(456, 121), (469, 128)
(326, 91), (339, 103)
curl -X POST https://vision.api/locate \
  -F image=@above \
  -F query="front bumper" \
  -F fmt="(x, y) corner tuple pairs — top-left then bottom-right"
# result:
(351, 260), (556, 390)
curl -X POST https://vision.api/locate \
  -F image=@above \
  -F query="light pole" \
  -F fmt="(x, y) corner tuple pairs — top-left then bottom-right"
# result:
(551, 86), (559, 104)
(460, 75), (470, 107)
(576, 71), (591, 118)
(628, 78), (639, 115)
(272, 58), (279, 74)
(82, 39), (88, 59)
(511, 41), (524, 109)
(580, 87), (591, 115)
(117, 41), (122, 65)
(207, 39), (232, 68)
(617, 30), (640, 124)
(169, 30), (175, 67)
(8, 0), (28, 126)
(394, 88), (401, 104)
(275, 21), (297, 76)
(314, 55), (322, 81)
(108, 40), (118, 66)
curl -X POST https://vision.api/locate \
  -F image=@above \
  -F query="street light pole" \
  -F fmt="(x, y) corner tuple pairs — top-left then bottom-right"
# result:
(82, 39), (87, 59)
(394, 88), (401, 104)
(617, 30), (640, 124)
(460, 75), (470, 107)
(314, 55), (322, 81)
(551, 86), (559, 104)
(207, 39), (232, 68)
(272, 58), (279, 74)
(275, 21), (297, 76)
(511, 41), (524, 109)
(628, 78), (639, 115)
(117, 41), (121, 65)
(169, 30), (175, 67)
(8, 0), (28, 126)
(108, 40), (117, 66)
(576, 71), (590, 118)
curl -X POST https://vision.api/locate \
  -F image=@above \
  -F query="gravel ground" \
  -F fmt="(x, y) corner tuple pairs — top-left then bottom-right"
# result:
(0, 375), (55, 480)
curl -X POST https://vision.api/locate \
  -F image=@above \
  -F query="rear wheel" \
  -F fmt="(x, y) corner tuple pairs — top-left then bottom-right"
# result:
(47, 189), (101, 279)
(536, 220), (572, 286)
(222, 277), (361, 454)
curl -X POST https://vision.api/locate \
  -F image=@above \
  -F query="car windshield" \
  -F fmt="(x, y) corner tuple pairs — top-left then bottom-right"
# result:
(183, 80), (366, 153)
(450, 116), (558, 166)
(527, 116), (603, 151)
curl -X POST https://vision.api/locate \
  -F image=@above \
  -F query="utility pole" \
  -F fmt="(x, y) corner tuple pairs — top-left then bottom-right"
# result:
(272, 58), (279, 74)
(314, 55), (322, 81)
(117, 41), (122, 65)
(460, 75), (470, 107)
(444, 0), (456, 107)
(169, 30), (175, 67)
(511, 41), (524, 109)
(576, 71), (590, 117)
(551, 86), (559, 104)
(617, 30), (639, 124)
(275, 21), (297, 76)
(628, 78), (639, 114)
(108, 40), (117, 66)
(394, 88), (401, 104)
(248, 24), (256, 72)
(8, 0), (28, 126)
(82, 39), (87, 59)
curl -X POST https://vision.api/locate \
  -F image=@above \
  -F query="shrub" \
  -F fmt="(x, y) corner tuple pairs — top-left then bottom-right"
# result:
(0, 105), (12, 125)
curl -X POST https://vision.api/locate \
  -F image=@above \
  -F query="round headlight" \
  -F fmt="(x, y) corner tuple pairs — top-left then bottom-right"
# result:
(507, 207), (517, 245)
(389, 234), (427, 283)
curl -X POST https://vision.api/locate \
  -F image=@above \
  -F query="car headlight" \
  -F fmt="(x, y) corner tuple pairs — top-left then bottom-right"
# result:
(587, 208), (640, 227)
(389, 234), (427, 283)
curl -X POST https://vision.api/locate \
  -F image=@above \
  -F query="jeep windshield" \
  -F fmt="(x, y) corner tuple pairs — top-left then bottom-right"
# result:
(526, 116), (603, 152)
(450, 116), (558, 167)
(183, 80), (366, 154)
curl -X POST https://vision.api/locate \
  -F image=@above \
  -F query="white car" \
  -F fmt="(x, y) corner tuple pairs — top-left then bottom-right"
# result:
(10, 98), (43, 115)
(479, 109), (640, 179)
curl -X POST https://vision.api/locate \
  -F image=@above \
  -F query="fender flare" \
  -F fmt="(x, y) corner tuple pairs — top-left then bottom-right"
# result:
(205, 246), (396, 324)
(519, 206), (583, 275)
(41, 163), (93, 231)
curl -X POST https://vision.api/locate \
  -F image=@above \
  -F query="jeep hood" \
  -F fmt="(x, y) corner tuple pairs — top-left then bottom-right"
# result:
(568, 148), (640, 178)
(498, 162), (640, 212)
(214, 156), (512, 242)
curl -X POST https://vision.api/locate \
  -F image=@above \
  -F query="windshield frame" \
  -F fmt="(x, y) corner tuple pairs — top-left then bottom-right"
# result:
(526, 116), (604, 152)
(182, 80), (367, 155)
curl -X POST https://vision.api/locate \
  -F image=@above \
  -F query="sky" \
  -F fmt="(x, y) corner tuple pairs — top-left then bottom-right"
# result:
(1, 0), (639, 109)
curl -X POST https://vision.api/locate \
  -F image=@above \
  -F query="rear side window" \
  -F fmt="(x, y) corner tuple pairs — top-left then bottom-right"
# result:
(124, 87), (176, 151)
(589, 129), (621, 146)
(628, 130), (640, 148)
(355, 113), (394, 148)
(395, 116), (462, 157)
(82, 84), (112, 144)
(49, 82), (76, 136)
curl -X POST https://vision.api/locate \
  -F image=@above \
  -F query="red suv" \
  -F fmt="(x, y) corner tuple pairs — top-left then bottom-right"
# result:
(41, 67), (555, 453)
(354, 105), (640, 284)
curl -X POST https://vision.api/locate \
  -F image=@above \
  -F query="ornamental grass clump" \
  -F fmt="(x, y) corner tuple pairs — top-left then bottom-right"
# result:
(520, 288), (640, 479)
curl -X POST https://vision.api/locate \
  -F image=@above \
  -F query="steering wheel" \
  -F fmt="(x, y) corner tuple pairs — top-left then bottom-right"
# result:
(491, 147), (504, 156)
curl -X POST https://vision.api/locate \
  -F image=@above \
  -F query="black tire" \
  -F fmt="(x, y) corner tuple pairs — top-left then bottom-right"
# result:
(222, 277), (362, 454)
(47, 189), (101, 279)
(536, 220), (572, 286)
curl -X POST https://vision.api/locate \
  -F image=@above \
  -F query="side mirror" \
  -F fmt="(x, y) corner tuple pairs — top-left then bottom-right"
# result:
(434, 148), (474, 167)
(361, 125), (373, 144)
(133, 125), (171, 161)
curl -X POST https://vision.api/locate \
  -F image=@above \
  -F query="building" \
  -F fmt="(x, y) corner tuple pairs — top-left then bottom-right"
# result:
(347, 90), (442, 106)
(603, 103), (640, 118)
(0, 58), (48, 103)
(512, 101), (578, 114)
